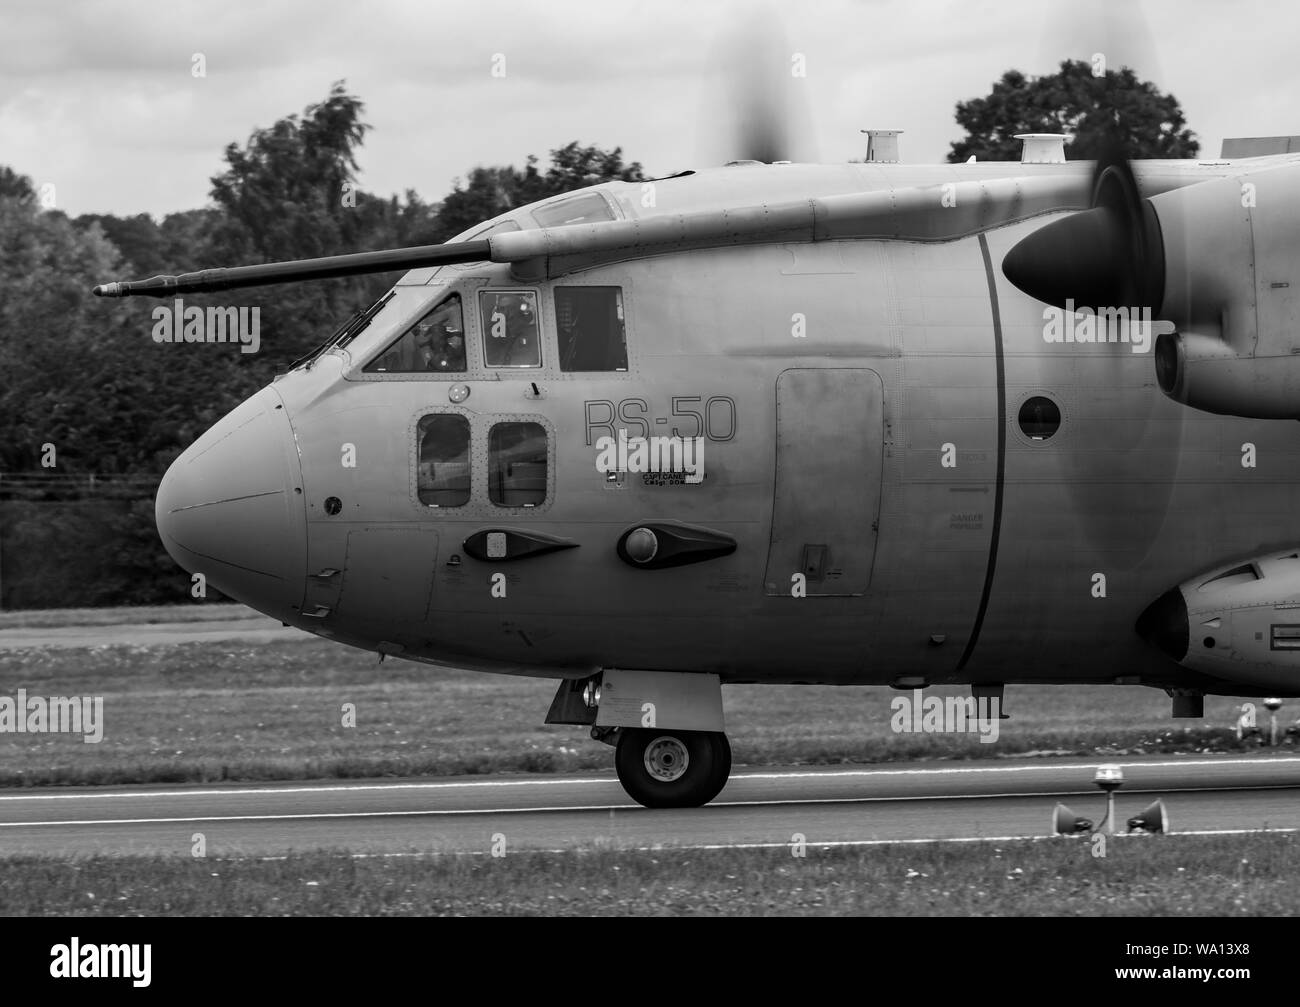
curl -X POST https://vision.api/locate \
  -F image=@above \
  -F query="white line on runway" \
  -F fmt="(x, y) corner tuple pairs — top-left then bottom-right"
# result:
(0, 756), (1295, 803)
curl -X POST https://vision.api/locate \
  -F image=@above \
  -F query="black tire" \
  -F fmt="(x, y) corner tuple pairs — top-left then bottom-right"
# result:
(614, 728), (731, 808)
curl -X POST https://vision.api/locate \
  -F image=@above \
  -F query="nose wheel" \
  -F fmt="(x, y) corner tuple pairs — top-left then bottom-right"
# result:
(614, 728), (732, 808)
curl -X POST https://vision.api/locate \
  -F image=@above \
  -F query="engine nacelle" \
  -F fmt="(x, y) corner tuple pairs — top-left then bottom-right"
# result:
(1137, 549), (1300, 693)
(1154, 330), (1300, 418)
(1150, 163), (1300, 417)
(1005, 161), (1300, 420)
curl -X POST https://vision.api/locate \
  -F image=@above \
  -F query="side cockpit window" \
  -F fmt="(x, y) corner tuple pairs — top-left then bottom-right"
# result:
(417, 414), (470, 506)
(531, 192), (615, 228)
(366, 294), (465, 373)
(489, 421), (547, 507)
(480, 291), (541, 368)
(556, 287), (627, 371)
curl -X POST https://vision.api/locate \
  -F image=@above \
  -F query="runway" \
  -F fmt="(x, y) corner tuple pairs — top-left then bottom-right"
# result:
(0, 754), (1296, 857)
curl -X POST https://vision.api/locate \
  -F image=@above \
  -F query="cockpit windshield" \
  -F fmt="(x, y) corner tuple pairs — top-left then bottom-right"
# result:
(364, 294), (465, 373)
(289, 289), (396, 372)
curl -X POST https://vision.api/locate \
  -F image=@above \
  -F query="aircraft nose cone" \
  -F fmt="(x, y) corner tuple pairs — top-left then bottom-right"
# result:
(156, 388), (306, 619)
(1135, 587), (1189, 663)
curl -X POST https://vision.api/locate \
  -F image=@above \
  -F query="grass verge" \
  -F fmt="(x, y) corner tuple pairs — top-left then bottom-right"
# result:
(0, 833), (1292, 916)
(0, 636), (1292, 787)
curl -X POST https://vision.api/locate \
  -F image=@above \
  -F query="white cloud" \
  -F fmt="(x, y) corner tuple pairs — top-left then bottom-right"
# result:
(0, 0), (1295, 217)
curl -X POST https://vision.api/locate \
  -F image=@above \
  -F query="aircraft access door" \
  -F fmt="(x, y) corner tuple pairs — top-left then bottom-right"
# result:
(337, 526), (439, 623)
(764, 368), (883, 596)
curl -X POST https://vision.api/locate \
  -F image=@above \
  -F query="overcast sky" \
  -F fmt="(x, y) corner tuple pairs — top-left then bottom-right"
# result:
(2, 0), (1295, 219)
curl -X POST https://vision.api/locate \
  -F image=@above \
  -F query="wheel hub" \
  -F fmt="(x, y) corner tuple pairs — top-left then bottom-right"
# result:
(643, 735), (690, 783)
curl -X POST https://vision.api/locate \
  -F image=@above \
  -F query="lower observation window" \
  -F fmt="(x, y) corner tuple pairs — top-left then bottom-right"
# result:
(489, 422), (548, 507)
(417, 414), (470, 506)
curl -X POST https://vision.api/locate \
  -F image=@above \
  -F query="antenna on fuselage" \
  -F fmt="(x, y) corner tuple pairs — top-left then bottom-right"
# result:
(861, 129), (903, 163)
(1014, 133), (1069, 164)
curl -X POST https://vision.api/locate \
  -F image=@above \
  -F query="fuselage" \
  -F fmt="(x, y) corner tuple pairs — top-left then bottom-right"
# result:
(154, 157), (1300, 699)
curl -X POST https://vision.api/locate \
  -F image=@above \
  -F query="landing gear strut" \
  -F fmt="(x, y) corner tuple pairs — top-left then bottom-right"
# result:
(614, 728), (732, 808)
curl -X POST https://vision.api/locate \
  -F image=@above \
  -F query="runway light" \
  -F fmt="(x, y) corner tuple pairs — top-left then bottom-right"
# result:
(1092, 765), (1125, 834)
(1127, 799), (1169, 834)
(1053, 803), (1093, 835)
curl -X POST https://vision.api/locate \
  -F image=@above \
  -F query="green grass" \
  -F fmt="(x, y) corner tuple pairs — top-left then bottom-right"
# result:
(0, 633), (1290, 787)
(0, 833), (1293, 916)
(0, 603), (253, 630)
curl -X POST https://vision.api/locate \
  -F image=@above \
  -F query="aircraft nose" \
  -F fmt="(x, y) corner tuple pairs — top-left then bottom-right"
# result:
(1136, 587), (1189, 663)
(156, 387), (306, 620)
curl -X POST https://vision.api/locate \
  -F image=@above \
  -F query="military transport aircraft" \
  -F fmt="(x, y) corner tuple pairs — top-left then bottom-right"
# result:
(92, 119), (1300, 808)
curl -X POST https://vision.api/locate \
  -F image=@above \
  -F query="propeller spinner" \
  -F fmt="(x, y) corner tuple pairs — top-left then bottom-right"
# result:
(1001, 149), (1165, 315)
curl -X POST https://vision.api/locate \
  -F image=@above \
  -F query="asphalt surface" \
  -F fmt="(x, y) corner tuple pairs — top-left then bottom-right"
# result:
(1, 755), (1296, 857)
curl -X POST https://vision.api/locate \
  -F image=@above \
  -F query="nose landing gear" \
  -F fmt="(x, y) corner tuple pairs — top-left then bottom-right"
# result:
(614, 728), (732, 808)
(545, 669), (731, 808)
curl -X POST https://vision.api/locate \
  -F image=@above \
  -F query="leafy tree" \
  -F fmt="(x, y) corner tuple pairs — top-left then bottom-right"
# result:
(0, 192), (226, 477)
(0, 166), (35, 203)
(209, 79), (369, 262)
(204, 81), (445, 375)
(542, 141), (645, 195)
(948, 60), (1199, 162)
(73, 212), (166, 275)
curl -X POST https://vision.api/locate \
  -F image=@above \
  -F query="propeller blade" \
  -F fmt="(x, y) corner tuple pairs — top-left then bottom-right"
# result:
(701, 8), (814, 165)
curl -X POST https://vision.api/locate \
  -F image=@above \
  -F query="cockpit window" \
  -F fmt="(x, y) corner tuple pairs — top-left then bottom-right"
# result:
(466, 219), (522, 240)
(365, 294), (465, 373)
(531, 192), (615, 228)
(556, 287), (627, 371)
(480, 291), (541, 368)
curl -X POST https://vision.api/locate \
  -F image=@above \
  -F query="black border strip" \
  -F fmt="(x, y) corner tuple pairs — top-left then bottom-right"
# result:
(957, 233), (1007, 671)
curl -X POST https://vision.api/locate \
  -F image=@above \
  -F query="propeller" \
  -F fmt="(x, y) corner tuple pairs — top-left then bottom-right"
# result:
(1002, 4), (1185, 573)
(1005, 0), (1172, 314)
(1001, 143), (1165, 315)
(702, 8), (814, 165)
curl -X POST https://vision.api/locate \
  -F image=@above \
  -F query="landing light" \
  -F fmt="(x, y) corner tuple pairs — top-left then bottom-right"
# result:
(624, 527), (659, 563)
(582, 682), (602, 709)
